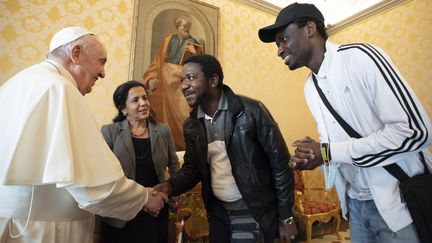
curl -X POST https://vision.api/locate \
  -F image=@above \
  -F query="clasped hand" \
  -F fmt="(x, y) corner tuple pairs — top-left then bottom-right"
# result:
(143, 188), (168, 217)
(290, 136), (323, 170)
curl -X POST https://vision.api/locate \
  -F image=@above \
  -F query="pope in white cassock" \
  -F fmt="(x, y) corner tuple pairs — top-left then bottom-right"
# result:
(0, 26), (167, 243)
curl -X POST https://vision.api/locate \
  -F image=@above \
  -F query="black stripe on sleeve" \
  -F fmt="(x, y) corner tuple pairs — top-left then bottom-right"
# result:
(337, 44), (428, 167)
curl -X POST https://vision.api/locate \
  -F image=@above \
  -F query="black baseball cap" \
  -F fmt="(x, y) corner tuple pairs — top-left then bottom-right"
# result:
(258, 2), (324, 43)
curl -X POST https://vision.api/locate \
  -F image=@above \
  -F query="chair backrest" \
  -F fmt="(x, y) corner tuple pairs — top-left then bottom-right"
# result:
(294, 170), (339, 205)
(294, 170), (304, 192)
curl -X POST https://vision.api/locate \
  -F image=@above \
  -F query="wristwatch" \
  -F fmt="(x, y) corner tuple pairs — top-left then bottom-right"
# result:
(280, 216), (294, 225)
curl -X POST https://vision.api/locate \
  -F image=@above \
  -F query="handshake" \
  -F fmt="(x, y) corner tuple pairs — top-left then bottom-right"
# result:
(142, 182), (172, 217)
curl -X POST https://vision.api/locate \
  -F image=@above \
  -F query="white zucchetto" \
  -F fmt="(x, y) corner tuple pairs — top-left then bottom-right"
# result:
(49, 26), (93, 52)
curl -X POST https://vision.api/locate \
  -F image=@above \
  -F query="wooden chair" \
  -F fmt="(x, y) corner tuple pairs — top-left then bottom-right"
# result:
(293, 170), (341, 243)
(170, 154), (209, 242)
(175, 183), (209, 243)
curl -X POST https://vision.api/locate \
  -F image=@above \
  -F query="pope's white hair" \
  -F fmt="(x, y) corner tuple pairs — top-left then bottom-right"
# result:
(49, 34), (96, 58)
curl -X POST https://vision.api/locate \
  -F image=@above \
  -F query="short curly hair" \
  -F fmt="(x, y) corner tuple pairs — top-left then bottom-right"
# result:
(182, 54), (224, 89)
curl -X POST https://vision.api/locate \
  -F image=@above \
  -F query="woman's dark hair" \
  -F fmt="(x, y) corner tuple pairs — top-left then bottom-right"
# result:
(292, 17), (328, 40)
(112, 80), (156, 123)
(182, 54), (224, 88)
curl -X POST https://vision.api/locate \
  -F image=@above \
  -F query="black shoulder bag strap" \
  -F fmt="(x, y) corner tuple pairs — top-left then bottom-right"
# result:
(311, 74), (428, 182)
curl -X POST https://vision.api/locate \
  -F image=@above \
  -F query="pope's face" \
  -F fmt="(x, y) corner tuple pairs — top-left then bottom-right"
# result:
(73, 37), (107, 95)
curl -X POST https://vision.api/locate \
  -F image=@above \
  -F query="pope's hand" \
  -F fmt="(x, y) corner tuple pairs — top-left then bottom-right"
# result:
(143, 188), (168, 217)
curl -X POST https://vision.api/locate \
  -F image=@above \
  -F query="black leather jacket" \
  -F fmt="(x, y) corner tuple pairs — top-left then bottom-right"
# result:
(168, 85), (294, 231)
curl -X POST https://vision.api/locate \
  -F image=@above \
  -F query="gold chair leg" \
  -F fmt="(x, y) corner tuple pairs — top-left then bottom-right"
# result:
(306, 220), (313, 243)
(334, 214), (341, 240)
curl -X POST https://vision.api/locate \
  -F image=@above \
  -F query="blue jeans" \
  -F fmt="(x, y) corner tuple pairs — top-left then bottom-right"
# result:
(348, 197), (420, 243)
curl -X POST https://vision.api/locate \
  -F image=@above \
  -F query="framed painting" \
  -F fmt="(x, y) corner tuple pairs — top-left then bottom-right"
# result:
(129, 0), (219, 151)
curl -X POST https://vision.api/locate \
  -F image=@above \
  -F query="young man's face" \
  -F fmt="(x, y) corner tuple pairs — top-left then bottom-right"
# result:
(181, 62), (211, 108)
(275, 23), (312, 71)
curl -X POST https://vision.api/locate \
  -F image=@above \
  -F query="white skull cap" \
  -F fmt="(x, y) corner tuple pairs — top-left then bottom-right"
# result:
(49, 26), (93, 52)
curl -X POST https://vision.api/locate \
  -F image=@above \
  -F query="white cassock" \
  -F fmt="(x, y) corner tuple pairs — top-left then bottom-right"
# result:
(0, 60), (149, 243)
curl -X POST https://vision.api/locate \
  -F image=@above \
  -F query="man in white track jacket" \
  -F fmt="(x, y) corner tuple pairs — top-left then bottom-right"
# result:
(258, 3), (431, 243)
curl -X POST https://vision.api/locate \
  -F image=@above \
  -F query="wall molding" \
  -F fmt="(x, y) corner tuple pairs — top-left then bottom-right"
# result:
(327, 0), (410, 35)
(235, 0), (280, 15)
(234, 0), (410, 35)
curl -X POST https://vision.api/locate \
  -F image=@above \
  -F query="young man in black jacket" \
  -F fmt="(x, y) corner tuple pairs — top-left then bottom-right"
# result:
(154, 54), (297, 242)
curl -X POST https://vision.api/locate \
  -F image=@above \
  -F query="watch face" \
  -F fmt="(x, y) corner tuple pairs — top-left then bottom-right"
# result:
(287, 217), (294, 224)
(281, 216), (294, 225)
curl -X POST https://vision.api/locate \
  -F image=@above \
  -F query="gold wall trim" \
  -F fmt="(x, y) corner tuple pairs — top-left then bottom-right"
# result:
(234, 0), (280, 15)
(234, 0), (410, 35)
(129, 0), (140, 80)
(327, 0), (410, 35)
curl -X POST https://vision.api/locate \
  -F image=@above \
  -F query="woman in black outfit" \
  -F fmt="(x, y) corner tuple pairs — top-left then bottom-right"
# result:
(98, 81), (180, 243)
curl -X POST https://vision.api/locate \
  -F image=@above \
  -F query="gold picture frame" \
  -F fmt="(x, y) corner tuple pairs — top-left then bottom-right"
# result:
(128, 0), (219, 151)
(129, 0), (219, 80)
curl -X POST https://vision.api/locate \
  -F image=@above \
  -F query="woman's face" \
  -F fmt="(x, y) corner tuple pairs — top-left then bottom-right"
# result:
(122, 86), (150, 122)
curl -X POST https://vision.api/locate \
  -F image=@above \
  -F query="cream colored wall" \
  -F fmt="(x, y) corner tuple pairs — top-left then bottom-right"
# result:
(0, 0), (135, 124)
(329, 0), (432, 124)
(1, 0), (430, 150)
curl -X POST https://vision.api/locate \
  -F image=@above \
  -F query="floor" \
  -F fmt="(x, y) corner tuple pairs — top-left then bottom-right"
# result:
(298, 230), (350, 243)
(295, 218), (351, 243)
(181, 230), (351, 243)
(174, 217), (352, 243)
